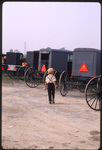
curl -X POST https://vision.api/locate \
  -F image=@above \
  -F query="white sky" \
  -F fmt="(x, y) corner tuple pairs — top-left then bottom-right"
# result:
(2, 2), (101, 54)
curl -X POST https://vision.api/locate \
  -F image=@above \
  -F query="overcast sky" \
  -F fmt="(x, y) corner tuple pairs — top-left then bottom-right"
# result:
(2, 2), (101, 54)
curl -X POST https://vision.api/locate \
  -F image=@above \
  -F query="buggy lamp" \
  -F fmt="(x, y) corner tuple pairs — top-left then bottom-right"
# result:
(13, 67), (16, 70)
(70, 76), (72, 80)
(93, 71), (95, 77)
(2, 66), (4, 70)
(72, 70), (75, 75)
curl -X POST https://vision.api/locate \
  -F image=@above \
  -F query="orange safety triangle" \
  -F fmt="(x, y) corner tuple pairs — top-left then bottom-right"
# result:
(41, 64), (46, 72)
(79, 63), (88, 72)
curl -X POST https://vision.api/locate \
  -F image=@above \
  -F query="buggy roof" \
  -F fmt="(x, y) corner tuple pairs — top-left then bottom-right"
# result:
(27, 50), (39, 53)
(74, 48), (100, 53)
(6, 52), (23, 54)
(40, 48), (73, 53)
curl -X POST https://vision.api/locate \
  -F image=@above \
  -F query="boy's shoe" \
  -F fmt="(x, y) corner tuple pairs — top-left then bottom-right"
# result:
(49, 101), (51, 104)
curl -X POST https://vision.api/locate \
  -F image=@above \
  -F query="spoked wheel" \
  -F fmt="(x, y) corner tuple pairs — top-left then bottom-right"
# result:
(24, 67), (40, 88)
(17, 66), (29, 80)
(7, 70), (18, 79)
(85, 75), (101, 111)
(59, 71), (69, 96)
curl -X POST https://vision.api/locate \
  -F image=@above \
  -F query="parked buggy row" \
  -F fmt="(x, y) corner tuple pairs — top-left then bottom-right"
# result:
(2, 47), (101, 111)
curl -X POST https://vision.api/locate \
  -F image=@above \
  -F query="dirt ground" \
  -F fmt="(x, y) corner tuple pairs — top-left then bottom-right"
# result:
(2, 74), (100, 149)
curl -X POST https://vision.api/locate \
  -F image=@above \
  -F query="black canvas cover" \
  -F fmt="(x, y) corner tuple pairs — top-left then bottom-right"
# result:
(6, 52), (23, 65)
(26, 51), (39, 69)
(26, 51), (34, 66)
(72, 48), (101, 78)
(51, 51), (69, 73)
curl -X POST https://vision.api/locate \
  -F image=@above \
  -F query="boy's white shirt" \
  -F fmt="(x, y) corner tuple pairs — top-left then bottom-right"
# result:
(45, 74), (56, 83)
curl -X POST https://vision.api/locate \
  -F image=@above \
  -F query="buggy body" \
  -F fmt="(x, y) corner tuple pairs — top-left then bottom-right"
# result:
(24, 48), (73, 88)
(6, 52), (24, 66)
(59, 48), (101, 96)
(6, 52), (24, 71)
(72, 48), (101, 80)
(38, 48), (73, 75)
(6, 52), (25, 79)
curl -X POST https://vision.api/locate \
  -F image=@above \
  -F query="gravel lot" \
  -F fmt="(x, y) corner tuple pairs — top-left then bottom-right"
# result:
(2, 74), (100, 149)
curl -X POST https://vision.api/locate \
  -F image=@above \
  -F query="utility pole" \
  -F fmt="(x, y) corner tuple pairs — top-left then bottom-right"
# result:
(24, 42), (26, 58)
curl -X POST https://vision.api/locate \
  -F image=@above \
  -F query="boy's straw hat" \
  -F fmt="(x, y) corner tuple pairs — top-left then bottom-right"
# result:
(47, 68), (55, 74)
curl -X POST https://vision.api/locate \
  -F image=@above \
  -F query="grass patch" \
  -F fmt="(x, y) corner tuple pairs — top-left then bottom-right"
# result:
(2, 73), (23, 84)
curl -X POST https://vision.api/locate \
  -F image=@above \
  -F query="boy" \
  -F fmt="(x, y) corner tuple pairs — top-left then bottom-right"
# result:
(44, 68), (56, 104)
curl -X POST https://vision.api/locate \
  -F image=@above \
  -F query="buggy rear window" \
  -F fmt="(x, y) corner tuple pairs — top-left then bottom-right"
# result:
(41, 54), (49, 60)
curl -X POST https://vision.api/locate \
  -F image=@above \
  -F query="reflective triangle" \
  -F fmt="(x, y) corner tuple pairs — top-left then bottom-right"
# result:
(79, 63), (88, 72)
(41, 64), (46, 72)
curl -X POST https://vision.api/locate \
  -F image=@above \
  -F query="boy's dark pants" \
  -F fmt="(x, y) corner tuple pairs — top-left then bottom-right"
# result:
(48, 83), (55, 103)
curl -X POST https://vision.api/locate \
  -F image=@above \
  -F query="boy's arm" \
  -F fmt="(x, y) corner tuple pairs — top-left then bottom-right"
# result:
(53, 81), (56, 90)
(44, 82), (47, 90)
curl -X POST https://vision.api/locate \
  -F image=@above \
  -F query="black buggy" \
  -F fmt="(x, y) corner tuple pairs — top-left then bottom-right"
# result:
(6, 52), (25, 79)
(59, 48), (101, 111)
(17, 50), (39, 81)
(2, 54), (8, 74)
(24, 48), (73, 88)
(59, 48), (101, 109)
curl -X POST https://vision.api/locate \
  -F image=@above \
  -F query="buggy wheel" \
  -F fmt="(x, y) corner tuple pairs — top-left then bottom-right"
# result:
(85, 76), (101, 111)
(7, 70), (18, 79)
(24, 67), (40, 88)
(59, 71), (69, 96)
(17, 66), (29, 80)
